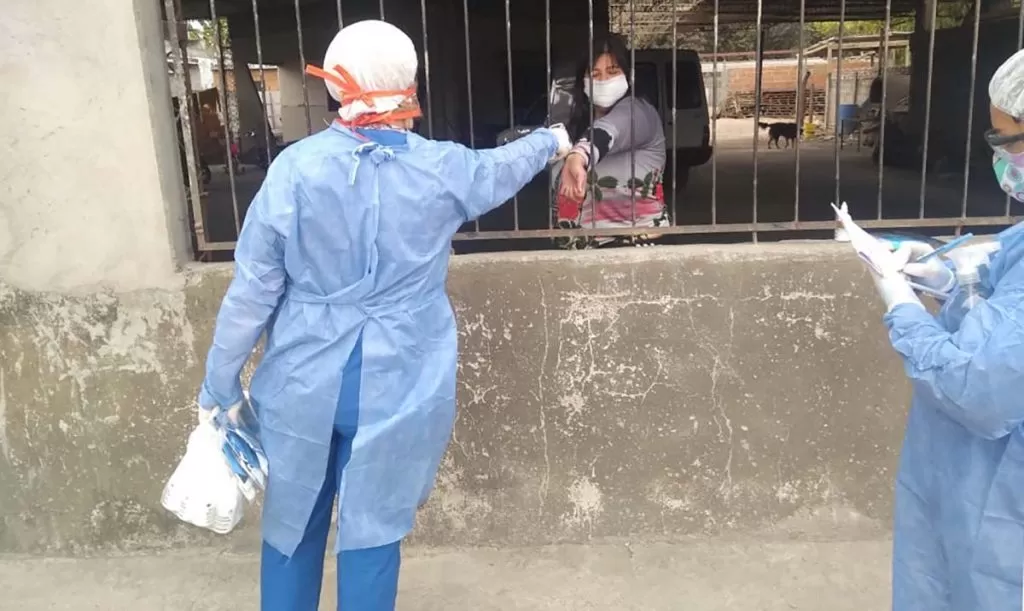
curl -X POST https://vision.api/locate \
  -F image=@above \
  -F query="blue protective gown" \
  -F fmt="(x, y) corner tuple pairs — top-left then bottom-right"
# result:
(886, 221), (1024, 610)
(199, 123), (557, 557)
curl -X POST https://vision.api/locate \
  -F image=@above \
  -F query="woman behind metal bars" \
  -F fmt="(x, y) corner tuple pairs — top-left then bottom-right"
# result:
(195, 20), (570, 611)
(555, 32), (668, 248)
(858, 49), (1024, 610)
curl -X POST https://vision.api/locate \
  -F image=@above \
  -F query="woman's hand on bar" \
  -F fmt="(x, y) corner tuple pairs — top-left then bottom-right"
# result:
(559, 153), (588, 202)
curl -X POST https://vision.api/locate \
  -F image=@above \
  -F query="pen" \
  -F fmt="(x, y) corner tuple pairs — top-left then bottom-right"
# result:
(915, 233), (974, 263)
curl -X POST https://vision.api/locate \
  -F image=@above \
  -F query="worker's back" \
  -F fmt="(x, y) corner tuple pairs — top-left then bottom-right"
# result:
(262, 125), (469, 309)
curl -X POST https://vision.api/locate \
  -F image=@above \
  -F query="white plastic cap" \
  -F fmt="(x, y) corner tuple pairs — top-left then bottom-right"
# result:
(321, 20), (419, 123)
(990, 49), (1024, 119)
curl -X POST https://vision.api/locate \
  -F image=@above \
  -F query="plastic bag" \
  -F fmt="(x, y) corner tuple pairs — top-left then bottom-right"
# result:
(161, 419), (246, 534)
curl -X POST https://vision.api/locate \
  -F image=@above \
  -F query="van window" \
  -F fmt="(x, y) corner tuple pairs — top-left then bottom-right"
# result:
(674, 61), (703, 109)
(633, 62), (659, 110)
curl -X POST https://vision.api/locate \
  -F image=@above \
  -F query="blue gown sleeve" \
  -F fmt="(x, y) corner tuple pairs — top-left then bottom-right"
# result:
(449, 128), (558, 221)
(197, 165), (294, 409)
(885, 291), (1024, 439)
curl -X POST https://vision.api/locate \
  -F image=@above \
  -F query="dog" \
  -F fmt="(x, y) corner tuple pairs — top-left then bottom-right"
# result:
(758, 121), (799, 149)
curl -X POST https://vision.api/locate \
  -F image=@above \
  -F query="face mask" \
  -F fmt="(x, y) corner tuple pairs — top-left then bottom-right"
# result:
(993, 150), (1024, 201)
(582, 74), (629, 108)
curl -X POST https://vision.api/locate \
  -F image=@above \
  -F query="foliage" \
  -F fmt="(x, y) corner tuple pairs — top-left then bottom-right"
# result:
(187, 18), (230, 54)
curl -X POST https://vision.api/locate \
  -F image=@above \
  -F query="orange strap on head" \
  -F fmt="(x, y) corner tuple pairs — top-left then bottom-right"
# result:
(305, 63), (422, 127)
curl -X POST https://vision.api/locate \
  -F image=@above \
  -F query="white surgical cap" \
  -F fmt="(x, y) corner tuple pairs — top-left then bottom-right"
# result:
(321, 20), (418, 122)
(989, 49), (1024, 119)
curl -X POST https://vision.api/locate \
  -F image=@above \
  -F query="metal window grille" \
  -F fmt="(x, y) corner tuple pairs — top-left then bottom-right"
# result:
(163, 0), (1023, 259)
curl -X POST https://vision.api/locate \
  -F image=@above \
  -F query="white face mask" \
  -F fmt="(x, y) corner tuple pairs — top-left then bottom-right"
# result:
(582, 74), (629, 108)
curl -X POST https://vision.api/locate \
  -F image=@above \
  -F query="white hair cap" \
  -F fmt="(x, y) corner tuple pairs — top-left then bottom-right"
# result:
(320, 20), (418, 122)
(989, 49), (1024, 119)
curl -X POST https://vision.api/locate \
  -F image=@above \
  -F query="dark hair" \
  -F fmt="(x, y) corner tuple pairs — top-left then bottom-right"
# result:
(568, 33), (632, 141)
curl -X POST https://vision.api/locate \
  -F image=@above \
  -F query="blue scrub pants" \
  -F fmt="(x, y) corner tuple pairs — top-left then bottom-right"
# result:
(261, 337), (401, 611)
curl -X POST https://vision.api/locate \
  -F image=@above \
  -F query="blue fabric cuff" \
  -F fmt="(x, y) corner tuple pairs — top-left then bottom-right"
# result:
(533, 128), (560, 158)
(197, 381), (243, 410)
(883, 302), (945, 363)
(884, 302), (939, 334)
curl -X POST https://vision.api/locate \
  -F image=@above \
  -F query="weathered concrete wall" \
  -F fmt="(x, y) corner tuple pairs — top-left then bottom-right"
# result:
(0, 0), (190, 293)
(0, 244), (907, 554)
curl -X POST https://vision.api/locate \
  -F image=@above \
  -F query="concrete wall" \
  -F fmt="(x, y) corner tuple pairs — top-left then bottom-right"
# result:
(0, 0), (190, 293)
(0, 245), (907, 554)
(704, 59), (877, 97)
(278, 60), (334, 142)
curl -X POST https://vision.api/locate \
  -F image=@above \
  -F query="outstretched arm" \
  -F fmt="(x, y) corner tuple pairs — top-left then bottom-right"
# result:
(449, 128), (560, 222)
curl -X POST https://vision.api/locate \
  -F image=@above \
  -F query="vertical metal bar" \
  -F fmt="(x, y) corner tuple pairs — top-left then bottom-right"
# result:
(1019, 0), (1024, 48)
(379, 0), (385, 20)
(960, 0), (982, 219)
(208, 1), (242, 236)
(545, 0), (553, 230)
(336, 0), (343, 28)
(671, 0), (679, 225)
(752, 3), (764, 243)
(795, 0), (806, 223)
(809, 81), (815, 123)
(504, 0), (518, 231)
(293, 0), (312, 135)
(1010, 0), (1024, 217)
(165, 0), (206, 248)
(462, 0), (480, 232)
(854, 71), (861, 152)
(588, 0), (596, 230)
(833, 0), (846, 208)
(224, 35), (243, 182)
(251, 0), (272, 164)
(711, 0), (719, 226)
(918, 0), (938, 218)
(629, 0), (636, 227)
(420, 0), (434, 138)
(877, 0), (892, 219)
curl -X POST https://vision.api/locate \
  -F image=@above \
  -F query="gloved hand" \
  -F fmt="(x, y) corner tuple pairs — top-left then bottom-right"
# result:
(860, 244), (923, 312)
(197, 404), (216, 426)
(892, 241), (956, 297)
(871, 270), (922, 313)
(197, 401), (242, 426)
(221, 401), (244, 426)
(548, 124), (572, 163)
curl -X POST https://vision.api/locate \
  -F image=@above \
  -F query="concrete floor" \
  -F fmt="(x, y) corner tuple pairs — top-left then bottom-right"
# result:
(678, 122), (1009, 227)
(0, 539), (890, 610)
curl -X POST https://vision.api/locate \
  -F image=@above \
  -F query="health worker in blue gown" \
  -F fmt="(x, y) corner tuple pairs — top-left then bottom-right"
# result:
(195, 19), (571, 611)
(861, 49), (1024, 610)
